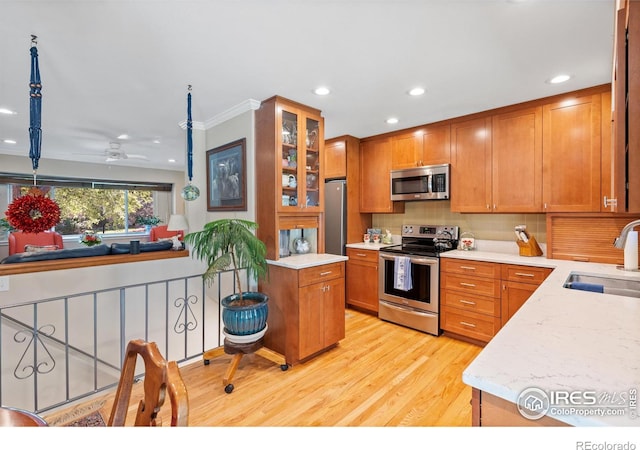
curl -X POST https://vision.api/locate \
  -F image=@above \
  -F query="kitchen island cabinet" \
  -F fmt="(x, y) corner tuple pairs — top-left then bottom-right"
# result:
(260, 255), (347, 365)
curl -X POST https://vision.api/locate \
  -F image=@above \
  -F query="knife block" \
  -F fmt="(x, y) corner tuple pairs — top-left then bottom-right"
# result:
(516, 235), (543, 257)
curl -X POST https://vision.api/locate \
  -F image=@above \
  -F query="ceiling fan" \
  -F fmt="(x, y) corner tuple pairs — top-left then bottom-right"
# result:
(73, 142), (149, 162)
(103, 142), (149, 162)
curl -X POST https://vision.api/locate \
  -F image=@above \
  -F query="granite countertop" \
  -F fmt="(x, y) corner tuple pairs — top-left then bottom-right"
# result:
(443, 248), (640, 426)
(346, 242), (395, 251)
(267, 253), (348, 269)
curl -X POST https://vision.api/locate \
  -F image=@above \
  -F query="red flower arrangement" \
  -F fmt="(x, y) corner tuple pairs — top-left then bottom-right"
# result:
(5, 188), (61, 233)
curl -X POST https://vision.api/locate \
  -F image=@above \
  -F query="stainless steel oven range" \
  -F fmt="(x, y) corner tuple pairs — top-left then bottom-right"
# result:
(379, 224), (459, 335)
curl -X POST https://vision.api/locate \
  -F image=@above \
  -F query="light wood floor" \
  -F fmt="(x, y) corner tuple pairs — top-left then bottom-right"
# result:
(51, 308), (483, 427)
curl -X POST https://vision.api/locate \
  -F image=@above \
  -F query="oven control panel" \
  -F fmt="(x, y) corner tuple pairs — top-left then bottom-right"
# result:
(401, 224), (459, 240)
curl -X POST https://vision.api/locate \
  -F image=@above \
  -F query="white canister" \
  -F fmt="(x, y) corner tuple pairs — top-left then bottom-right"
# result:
(282, 174), (290, 187)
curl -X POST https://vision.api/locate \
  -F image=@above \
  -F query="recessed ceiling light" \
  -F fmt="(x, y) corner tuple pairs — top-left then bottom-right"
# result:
(168, 158), (176, 163)
(386, 117), (399, 125)
(408, 87), (425, 96)
(0, 108), (17, 115)
(313, 87), (330, 96)
(117, 134), (130, 140)
(153, 139), (161, 144)
(3, 139), (17, 144)
(548, 74), (571, 84)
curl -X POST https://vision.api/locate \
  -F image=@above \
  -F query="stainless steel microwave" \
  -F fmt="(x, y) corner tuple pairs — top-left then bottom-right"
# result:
(390, 164), (450, 201)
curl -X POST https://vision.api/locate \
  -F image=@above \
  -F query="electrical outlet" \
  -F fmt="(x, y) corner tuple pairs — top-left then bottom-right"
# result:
(0, 276), (9, 291)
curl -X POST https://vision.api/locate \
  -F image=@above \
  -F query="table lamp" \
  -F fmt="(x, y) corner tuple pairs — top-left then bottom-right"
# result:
(167, 214), (189, 249)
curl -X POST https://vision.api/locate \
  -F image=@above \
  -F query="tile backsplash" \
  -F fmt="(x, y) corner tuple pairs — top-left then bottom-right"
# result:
(372, 201), (546, 243)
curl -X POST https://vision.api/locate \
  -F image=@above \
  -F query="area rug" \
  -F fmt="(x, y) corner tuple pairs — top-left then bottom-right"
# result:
(43, 396), (109, 427)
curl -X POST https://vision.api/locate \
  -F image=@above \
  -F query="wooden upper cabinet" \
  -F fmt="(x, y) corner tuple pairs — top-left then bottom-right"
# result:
(422, 124), (451, 165)
(491, 106), (543, 212)
(324, 138), (347, 179)
(391, 132), (423, 170)
(390, 124), (451, 170)
(450, 117), (492, 212)
(360, 138), (404, 213)
(542, 93), (602, 212)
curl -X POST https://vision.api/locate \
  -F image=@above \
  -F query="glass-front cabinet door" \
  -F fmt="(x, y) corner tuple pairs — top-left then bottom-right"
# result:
(278, 107), (323, 213)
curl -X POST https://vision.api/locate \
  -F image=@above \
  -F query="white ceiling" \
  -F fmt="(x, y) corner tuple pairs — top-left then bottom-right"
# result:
(0, 0), (615, 171)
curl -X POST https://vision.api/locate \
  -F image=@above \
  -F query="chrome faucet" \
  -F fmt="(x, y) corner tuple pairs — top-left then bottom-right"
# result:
(613, 219), (640, 249)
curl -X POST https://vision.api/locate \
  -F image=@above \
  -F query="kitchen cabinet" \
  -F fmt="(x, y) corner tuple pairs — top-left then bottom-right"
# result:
(324, 137), (347, 179)
(451, 107), (543, 213)
(450, 117), (492, 213)
(542, 92), (602, 212)
(612, 0), (640, 212)
(359, 137), (404, 214)
(440, 259), (501, 343)
(255, 95), (325, 260)
(260, 261), (345, 365)
(491, 106), (543, 212)
(471, 388), (567, 427)
(325, 135), (372, 244)
(441, 259), (552, 343)
(345, 247), (378, 313)
(391, 124), (451, 170)
(500, 264), (552, 325)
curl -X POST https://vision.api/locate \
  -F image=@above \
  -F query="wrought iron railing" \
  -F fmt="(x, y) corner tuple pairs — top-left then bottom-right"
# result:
(0, 269), (240, 414)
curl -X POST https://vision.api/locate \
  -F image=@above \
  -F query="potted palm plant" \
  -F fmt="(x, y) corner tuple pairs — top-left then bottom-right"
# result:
(183, 218), (269, 337)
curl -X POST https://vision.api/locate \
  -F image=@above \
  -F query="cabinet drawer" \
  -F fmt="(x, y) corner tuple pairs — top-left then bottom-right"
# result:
(346, 247), (379, 264)
(440, 289), (500, 317)
(441, 273), (501, 298)
(441, 306), (501, 343)
(501, 264), (552, 285)
(279, 215), (320, 230)
(441, 259), (500, 278)
(299, 262), (344, 287)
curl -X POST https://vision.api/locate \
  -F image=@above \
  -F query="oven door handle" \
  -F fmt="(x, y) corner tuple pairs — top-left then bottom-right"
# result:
(379, 253), (438, 266)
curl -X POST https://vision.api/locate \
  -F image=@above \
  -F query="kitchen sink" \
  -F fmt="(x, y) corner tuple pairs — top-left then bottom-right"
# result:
(564, 272), (640, 298)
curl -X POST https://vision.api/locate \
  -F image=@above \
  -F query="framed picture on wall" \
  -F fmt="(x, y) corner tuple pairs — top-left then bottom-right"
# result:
(206, 138), (247, 211)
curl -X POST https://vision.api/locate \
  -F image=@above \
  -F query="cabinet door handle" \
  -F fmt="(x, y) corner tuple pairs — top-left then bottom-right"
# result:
(459, 299), (476, 305)
(460, 321), (476, 328)
(321, 285), (331, 292)
(320, 271), (333, 276)
(459, 266), (477, 271)
(356, 253), (367, 257)
(514, 272), (535, 277)
(460, 282), (476, 287)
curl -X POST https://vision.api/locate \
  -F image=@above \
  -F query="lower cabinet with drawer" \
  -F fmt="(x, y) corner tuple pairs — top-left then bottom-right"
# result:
(440, 259), (502, 343)
(500, 264), (552, 325)
(260, 261), (346, 365)
(346, 247), (379, 313)
(440, 258), (553, 344)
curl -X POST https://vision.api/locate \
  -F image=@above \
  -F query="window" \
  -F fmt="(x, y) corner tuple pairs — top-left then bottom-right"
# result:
(0, 173), (173, 240)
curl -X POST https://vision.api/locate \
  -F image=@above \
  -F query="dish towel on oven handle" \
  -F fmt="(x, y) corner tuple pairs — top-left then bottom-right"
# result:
(394, 256), (413, 291)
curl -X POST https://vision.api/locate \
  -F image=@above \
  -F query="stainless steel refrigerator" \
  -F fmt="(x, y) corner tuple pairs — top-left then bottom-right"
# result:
(324, 179), (347, 255)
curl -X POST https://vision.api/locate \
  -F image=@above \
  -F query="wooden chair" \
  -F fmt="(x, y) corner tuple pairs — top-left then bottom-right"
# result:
(108, 339), (189, 426)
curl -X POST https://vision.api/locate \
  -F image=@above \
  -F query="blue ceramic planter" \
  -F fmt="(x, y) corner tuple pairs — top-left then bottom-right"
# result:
(221, 292), (269, 336)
